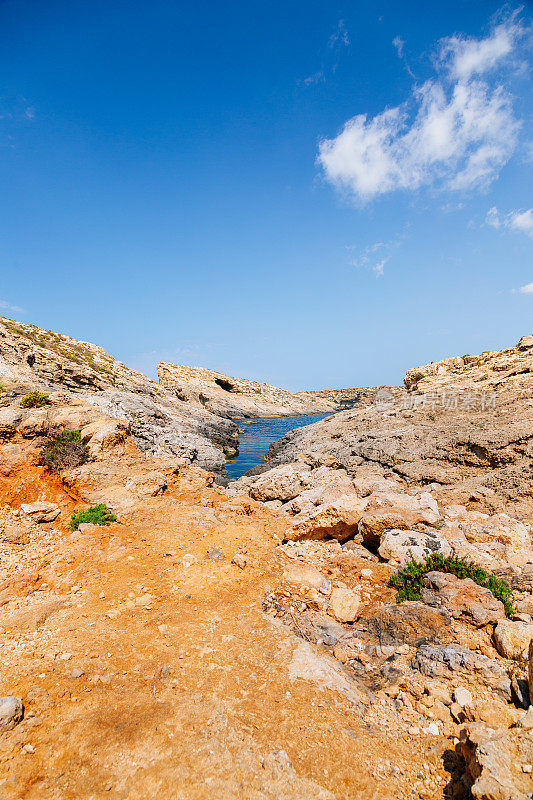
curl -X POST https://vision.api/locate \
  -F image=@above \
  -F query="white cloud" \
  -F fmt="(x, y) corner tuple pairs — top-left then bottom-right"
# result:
(508, 208), (533, 237)
(519, 282), (533, 294)
(0, 300), (24, 314)
(486, 206), (533, 237)
(437, 17), (522, 80)
(486, 205), (501, 228)
(318, 13), (525, 202)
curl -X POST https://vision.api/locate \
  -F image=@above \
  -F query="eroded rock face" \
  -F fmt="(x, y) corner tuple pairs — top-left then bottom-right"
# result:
(0, 318), (238, 472)
(361, 603), (452, 647)
(157, 362), (337, 419)
(286, 495), (369, 542)
(264, 334), (533, 501)
(420, 572), (506, 628)
(378, 530), (452, 564)
(460, 722), (533, 800)
(412, 644), (506, 685)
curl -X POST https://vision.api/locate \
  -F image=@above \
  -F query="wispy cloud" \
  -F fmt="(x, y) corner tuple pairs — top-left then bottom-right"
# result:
(0, 299), (25, 315)
(392, 35), (416, 79)
(318, 12), (527, 202)
(348, 238), (403, 278)
(329, 20), (350, 49)
(518, 282), (533, 294)
(486, 206), (533, 237)
(301, 19), (350, 87)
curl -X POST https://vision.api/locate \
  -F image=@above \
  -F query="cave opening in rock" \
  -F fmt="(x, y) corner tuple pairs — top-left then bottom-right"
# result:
(215, 378), (237, 393)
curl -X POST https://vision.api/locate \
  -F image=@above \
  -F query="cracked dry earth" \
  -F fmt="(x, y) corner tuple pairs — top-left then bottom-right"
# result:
(0, 459), (457, 800)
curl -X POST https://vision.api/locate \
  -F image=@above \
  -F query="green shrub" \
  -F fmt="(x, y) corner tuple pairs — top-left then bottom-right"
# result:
(41, 430), (88, 472)
(0, 384), (4, 394)
(414, 373), (425, 382)
(20, 390), (50, 408)
(70, 503), (117, 531)
(388, 553), (514, 616)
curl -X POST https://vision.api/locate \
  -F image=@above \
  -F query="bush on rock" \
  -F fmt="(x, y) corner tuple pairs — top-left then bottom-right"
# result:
(70, 503), (117, 531)
(41, 430), (88, 472)
(20, 390), (50, 408)
(388, 554), (513, 616)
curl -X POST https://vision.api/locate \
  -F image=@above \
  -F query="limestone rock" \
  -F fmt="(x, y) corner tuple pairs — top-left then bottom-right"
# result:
(286, 495), (368, 543)
(0, 317), (239, 473)
(421, 571), (506, 627)
(157, 362), (337, 419)
(0, 697), (24, 731)
(327, 587), (360, 623)
(264, 334), (533, 499)
(249, 464), (313, 503)
(20, 501), (60, 523)
(378, 529), (452, 564)
(361, 602), (452, 647)
(444, 514), (532, 571)
(357, 512), (410, 548)
(282, 564), (330, 594)
(413, 644), (506, 684)
(493, 621), (533, 661)
(460, 722), (533, 800)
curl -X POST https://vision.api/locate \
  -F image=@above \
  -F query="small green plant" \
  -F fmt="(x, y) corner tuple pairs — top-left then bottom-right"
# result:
(414, 373), (425, 382)
(20, 390), (50, 408)
(388, 553), (514, 616)
(479, 374), (488, 381)
(41, 430), (88, 472)
(0, 384), (4, 394)
(70, 503), (117, 531)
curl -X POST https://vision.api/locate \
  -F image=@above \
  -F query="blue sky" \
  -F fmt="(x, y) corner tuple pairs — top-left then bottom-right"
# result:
(1, 1), (532, 390)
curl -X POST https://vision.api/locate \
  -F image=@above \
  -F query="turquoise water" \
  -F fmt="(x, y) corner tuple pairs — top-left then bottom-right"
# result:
(226, 413), (332, 480)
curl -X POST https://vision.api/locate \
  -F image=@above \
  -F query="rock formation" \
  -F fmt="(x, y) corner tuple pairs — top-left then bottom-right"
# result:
(157, 362), (338, 418)
(0, 321), (532, 800)
(0, 317), (238, 472)
(262, 334), (533, 511)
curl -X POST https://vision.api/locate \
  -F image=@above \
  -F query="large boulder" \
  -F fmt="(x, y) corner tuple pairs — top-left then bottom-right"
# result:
(494, 620), (533, 662)
(361, 602), (452, 647)
(460, 722), (533, 800)
(249, 464), (313, 503)
(378, 529), (452, 564)
(0, 697), (24, 731)
(421, 572), (506, 628)
(285, 495), (368, 542)
(327, 588), (360, 623)
(443, 514), (532, 571)
(20, 501), (60, 523)
(413, 644), (507, 686)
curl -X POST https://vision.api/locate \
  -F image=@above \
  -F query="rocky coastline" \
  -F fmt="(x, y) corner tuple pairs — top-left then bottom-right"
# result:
(0, 321), (532, 800)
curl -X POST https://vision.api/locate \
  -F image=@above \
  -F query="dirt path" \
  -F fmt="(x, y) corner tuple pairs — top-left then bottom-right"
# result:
(0, 476), (454, 799)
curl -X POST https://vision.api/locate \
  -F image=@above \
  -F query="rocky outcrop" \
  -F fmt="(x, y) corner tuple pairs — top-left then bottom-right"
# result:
(0, 318), (238, 472)
(262, 334), (533, 506)
(157, 362), (338, 419)
(405, 334), (533, 393)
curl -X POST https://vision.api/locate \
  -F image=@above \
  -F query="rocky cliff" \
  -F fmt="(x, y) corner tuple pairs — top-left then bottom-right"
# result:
(260, 334), (533, 511)
(0, 318), (238, 472)
(157, 362), (338, 418)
